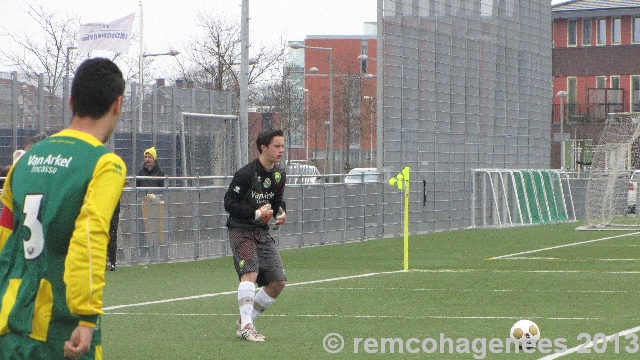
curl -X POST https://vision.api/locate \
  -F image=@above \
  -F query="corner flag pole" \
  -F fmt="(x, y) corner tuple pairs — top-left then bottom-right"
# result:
(388, 167), (410, 270)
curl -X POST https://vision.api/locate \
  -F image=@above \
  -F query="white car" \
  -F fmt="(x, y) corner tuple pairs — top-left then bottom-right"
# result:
(344, 168), (378, 184)
(285, 164), (322, 185)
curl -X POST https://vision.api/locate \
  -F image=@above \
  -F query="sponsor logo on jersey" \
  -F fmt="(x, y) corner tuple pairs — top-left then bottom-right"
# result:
(263, 178), (272, 188)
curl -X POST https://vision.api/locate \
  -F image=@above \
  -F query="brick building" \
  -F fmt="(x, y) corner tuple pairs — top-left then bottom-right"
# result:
(289, 35), (377, 173)
(552, 0), (640, 169)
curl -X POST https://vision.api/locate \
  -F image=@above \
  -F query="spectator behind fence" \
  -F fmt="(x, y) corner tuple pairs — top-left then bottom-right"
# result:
(107, 198), (121, 271)
(0, 132), (49, 189)
(136, 147), (165, 187)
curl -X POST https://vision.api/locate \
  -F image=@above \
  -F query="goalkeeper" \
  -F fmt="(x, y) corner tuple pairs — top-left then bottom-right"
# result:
(224, 129), (287, 342)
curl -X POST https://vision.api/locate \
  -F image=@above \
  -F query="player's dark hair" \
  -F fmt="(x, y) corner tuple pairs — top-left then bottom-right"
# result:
(256, 129), (284, 153)
(71, 58), (125, 120)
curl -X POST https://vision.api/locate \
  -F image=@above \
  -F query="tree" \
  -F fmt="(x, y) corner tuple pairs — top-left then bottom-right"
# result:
(252, 64), (305, 164)
(174, 11), (284, 99)
(0, 4), (141, 92)
(0, 5), (78, 94)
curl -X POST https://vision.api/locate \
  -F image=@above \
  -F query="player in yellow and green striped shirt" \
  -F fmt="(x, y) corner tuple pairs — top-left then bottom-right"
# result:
(0, 58), (126, 360)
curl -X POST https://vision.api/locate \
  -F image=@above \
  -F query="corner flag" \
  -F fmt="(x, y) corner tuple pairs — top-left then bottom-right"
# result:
(78, 12), (136, 54)
(388, 167), (410, 270)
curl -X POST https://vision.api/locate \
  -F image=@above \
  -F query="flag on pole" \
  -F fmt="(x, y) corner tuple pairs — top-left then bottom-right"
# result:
(388, 166), (410, 190)
(77, 12), (136, 54)
(388, 166), (411, 270)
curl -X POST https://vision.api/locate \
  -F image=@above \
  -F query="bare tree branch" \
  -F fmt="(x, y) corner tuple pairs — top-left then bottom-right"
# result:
(0, 5), (78, 93)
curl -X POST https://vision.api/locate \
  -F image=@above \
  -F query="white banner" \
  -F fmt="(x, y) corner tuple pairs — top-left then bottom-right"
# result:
(77, 12), (135, 54)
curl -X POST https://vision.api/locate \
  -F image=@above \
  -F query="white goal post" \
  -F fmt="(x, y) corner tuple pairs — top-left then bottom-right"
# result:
(578, 112), (640, 230)
(471, 169), (575, 228)
(179, 112), (241, 179)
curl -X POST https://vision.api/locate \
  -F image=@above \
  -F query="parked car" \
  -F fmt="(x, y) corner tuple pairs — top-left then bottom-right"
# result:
(344, 167), (378, 184)
(285, 164), (322, 185)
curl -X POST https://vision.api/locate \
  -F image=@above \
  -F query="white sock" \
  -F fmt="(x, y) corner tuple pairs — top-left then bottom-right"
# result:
(238, 281), (255, 328)
(252, 287), (276, 322)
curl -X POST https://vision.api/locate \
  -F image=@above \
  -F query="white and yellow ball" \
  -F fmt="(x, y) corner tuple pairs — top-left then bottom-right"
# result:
(510, 319), (540, 348)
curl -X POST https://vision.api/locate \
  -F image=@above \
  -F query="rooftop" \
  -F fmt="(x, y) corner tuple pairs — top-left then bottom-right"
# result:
(552, 0), (640, 19)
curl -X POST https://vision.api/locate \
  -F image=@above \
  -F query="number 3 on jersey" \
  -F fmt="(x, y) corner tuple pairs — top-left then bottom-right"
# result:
(23, 194), (45, 259)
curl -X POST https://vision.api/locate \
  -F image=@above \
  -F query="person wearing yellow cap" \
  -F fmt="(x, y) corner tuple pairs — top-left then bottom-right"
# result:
(136, 146), (165, 187)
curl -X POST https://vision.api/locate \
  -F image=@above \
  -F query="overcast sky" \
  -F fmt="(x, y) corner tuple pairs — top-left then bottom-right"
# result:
(1, 0), (568, 74)
(0, 0), (378, 73)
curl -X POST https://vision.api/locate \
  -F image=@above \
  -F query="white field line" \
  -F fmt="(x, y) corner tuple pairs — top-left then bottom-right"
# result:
(488, 232), (640, 260)
(103, 270), (408, 311)
(104, 268), (640, 312)
(538, 325), (640, 359)
(104, 312), (601, 321)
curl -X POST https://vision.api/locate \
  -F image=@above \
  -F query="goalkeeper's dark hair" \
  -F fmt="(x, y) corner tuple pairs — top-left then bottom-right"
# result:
(71, 57), (125, 120)
(256, 129), (284, 153)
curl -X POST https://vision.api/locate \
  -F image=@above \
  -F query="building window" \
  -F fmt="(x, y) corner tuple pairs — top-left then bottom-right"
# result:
(582, 19), (592, 45)
(568, 77), (577, 115)
(360, 40), (368, 74)
(611, 75), (620, 89)
(612, 18), (621, 44)
(568, 20), (577, 46)
(597, 18), (606, 45)
(633, 76), (640, 112)
(596, 76), (606, 88)
(634, 18), (640, 43)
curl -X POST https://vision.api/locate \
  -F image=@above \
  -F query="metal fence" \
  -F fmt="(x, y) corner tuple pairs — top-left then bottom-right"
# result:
(114, 171), (587, 266)
(0, 72), (235, 176)
(116, 175), (398, 266)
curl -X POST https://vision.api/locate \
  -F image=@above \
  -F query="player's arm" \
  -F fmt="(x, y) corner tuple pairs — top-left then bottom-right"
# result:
(224, 170), (255, 220)
(0, 166), (16, 251)
(64, 153), (126, 327)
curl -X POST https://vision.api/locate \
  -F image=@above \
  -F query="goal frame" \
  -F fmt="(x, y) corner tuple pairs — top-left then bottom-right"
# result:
(179, 112), (240, 178)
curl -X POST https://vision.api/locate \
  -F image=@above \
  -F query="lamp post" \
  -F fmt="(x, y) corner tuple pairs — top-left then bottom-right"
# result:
(134, 49), (179, 172)
(556, 90), (568, 170)
(363, 96), (374, 167)
(289, 42), (334, 176)
(63, 46), (77, 125)
(358, 54), (381, 172)
(324, 120), (330, 175)
(139, 50), (180, 130)
(303, 88), (309, 161)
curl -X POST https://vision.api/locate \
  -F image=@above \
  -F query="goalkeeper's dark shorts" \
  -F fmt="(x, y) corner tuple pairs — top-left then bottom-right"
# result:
(229, 227), (286, 287)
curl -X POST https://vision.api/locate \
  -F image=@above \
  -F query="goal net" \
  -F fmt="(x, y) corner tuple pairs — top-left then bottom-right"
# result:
(472, 169), (575, 228)
(578, 112), (640, 230)
(180, 112), (240, 183)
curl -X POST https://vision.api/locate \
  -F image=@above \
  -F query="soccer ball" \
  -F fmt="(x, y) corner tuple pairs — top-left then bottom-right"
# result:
(510, 319), (540, 348)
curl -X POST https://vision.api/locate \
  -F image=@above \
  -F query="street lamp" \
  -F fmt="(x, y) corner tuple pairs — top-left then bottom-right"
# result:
(138, 50), (180, 131)
(289, 41), (334, 176)
(363, 96), (374, 167)
(135, 49), (179, 172)
(556, 90), (568, 170)
(324, 120), (330, 175)
(358, 54), (382, 172)
(303, 88), (309, 161)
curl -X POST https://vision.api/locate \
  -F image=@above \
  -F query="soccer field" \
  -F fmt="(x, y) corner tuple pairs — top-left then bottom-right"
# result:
(102, 221), (640, 359)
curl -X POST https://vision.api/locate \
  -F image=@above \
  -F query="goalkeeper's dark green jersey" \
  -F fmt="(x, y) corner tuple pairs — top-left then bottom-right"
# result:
(0, 129), (125, 343)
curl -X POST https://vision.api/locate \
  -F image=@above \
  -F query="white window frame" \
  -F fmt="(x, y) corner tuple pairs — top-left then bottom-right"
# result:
(597, 18), (607, 45)
(612, 18), (621, 45)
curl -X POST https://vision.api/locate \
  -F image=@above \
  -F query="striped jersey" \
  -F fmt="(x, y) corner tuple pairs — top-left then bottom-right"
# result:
(0, 129), (126, 342)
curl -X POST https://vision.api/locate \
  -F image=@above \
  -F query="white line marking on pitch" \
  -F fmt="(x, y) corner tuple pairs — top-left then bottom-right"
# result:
(489, 232), (640, 260)
(538, 324), (640, 359)
(104, 267), (640, 312)
(104, 312), (601, 321)
(103, 270), (408, 311)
